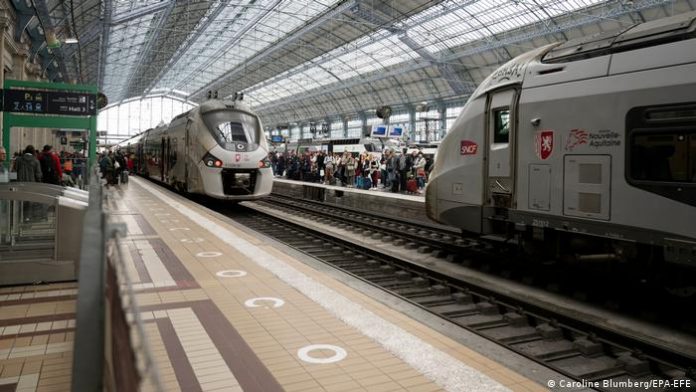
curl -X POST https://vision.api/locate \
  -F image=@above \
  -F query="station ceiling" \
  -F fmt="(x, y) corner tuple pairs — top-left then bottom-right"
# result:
(24, 0), (696, 125)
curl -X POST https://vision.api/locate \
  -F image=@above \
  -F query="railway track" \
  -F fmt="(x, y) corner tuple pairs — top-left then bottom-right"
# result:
(221, 198), (696, 392)
(255, 195), (693, 330)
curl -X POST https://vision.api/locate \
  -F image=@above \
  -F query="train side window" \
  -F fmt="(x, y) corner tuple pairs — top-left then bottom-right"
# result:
(626, 103), (696, 207)
(493, 108), (510, 144)
(630, 133), (693, 182)
(690, 134), (696, 181)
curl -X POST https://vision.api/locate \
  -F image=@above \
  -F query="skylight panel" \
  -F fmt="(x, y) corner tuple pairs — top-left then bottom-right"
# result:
(405, 0), (606, 55)
(160, 0), (340, 94)
(103, 13), (156, 101)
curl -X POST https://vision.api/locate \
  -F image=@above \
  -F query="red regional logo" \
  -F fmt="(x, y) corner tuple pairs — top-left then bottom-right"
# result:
(565, 129), (589, 151)
(535, 130), (554, 160)
(235, 154), (241, 162)
(460, 140), (478, 155)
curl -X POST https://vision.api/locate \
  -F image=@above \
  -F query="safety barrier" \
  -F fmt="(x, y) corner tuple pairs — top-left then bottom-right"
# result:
(0, 183), (87, 285)
(71, 167), (161, 391)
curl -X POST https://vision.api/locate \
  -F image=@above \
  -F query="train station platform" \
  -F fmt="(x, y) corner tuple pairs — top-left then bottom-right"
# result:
(272, 178), (428, 223)
(97, 177), (548, 392)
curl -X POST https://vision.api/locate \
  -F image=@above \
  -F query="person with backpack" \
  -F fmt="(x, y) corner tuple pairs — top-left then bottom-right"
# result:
(397, 148), (410, 193)
(39, 145), (62, 185)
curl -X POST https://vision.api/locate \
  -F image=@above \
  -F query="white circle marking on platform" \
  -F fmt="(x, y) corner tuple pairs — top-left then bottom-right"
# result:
(169, 227), (190, 231)
(180, 238), (204, 243)
(244, 297), (285, 308)
(297, 345), (347, 364)
(216, 270), (247, 278)
(196, 251), (222, 258)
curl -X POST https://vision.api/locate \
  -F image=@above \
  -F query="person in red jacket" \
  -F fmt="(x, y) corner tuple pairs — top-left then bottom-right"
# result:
(38, 145), (63, 185)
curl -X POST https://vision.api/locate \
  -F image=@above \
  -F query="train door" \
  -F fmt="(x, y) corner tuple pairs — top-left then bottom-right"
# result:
(485, 88), (518, 209)
(160, 137), (166, 181)
(166, 137), (172, 182)
(184, 120), (191, 191)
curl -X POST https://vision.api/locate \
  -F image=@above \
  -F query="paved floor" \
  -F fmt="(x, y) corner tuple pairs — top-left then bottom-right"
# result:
(0, 177), (549, 391)
(0, 282), (77, 392)
(108, 177), (548, 392)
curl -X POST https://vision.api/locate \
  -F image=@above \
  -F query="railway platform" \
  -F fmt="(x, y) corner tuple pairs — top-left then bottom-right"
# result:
(103, 177), (550, 391)
(273, 178), (428, 223)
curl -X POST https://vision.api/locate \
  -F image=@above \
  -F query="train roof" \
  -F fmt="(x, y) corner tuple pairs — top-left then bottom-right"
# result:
(468, 10), (696, 101)
(543, 10), (696, 63)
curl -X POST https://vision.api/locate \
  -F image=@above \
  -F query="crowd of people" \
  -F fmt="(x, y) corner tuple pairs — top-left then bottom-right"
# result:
(4, 144), (87, 187)
(98, 150), (132, 186)
(269, 148), (433, 194)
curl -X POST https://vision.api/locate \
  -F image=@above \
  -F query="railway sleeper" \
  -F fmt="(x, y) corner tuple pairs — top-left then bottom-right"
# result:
(551, 355), (624, 380)
(458, 314), (507, 328)
(412, 295), (460, 307)
(479, 325), (541, 344)
(394, 287), (433, 297)
(512, 339), (578, 361)
(433, 303), (479, 315)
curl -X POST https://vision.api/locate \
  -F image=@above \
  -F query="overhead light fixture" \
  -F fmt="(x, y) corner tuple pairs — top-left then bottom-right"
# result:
(45, 29), (60, 49)
(64, 38), (79, 44)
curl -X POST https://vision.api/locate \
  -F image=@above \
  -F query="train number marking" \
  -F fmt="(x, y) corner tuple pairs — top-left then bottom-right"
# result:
(532, 219), (549, 228)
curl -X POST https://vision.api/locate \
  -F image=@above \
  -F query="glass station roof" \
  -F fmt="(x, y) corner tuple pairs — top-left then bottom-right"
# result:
(49, 0), (694, 125)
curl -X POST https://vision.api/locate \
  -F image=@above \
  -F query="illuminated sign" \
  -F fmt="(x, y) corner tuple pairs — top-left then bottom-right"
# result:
(2, 89), (96, 116)
(270, 135), (284, 143)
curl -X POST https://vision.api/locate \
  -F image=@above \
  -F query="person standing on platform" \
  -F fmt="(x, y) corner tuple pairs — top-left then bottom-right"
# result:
(16, 145), (42, 182)
(15, 145), (43, 221)
(38, 145), (62, 185)
(0, 147), (8, 183)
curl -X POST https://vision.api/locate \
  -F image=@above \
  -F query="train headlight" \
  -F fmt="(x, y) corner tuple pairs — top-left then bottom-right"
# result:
(203, 152), (223, 168)
(258, 158), (271, 168)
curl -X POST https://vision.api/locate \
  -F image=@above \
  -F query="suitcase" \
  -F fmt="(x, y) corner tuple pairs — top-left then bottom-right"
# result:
(363, 177), (372, 190)
(406, 178), (418, 193)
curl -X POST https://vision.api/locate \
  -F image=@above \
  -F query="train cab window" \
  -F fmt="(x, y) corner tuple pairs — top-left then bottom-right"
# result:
(204, 110), (260, 151)
(493, 108), (510, 144)
(218, 122), (246, 143)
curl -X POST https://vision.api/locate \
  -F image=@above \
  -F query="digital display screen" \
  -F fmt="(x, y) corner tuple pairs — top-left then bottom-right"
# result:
(271, 135), (284, 143)
(372, 124), (388, 137)
(3, 89), (96, 116)
(389, 126), (404, 138)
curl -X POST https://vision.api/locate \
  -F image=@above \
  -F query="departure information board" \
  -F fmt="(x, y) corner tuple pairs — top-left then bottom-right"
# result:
(1, 89), (96, 116)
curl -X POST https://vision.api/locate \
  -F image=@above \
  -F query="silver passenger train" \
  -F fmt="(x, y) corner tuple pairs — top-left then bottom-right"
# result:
(118, 99), (273, 200)
(426, 11), (696, 269)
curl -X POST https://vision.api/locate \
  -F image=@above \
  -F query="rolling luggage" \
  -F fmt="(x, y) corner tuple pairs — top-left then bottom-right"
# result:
(406, 178), (418, 193)
(363, 176), (372, 190)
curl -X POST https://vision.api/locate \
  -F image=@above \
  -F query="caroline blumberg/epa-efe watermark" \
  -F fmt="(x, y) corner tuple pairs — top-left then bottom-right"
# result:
(546, 378), (692, 390)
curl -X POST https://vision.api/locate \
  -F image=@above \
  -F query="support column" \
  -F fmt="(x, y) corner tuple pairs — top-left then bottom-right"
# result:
(10, 48), (29, 155)
(438, 105), (447, 141)
(409, 107), (416, 143)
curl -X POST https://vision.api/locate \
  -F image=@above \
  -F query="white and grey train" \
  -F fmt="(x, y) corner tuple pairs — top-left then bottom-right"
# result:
(426, 11), (696, 270)
(118, 99), (273, 200)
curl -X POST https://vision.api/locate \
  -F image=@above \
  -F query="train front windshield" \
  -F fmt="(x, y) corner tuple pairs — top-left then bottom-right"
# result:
(204, 110), (261, 151)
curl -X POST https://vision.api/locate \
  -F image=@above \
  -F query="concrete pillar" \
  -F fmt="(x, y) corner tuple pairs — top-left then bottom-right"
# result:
(408, 107), (416, 143)
(438, 105), (447, 141)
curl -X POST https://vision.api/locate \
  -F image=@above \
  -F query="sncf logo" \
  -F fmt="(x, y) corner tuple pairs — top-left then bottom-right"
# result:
(460, 140), (478, 155)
